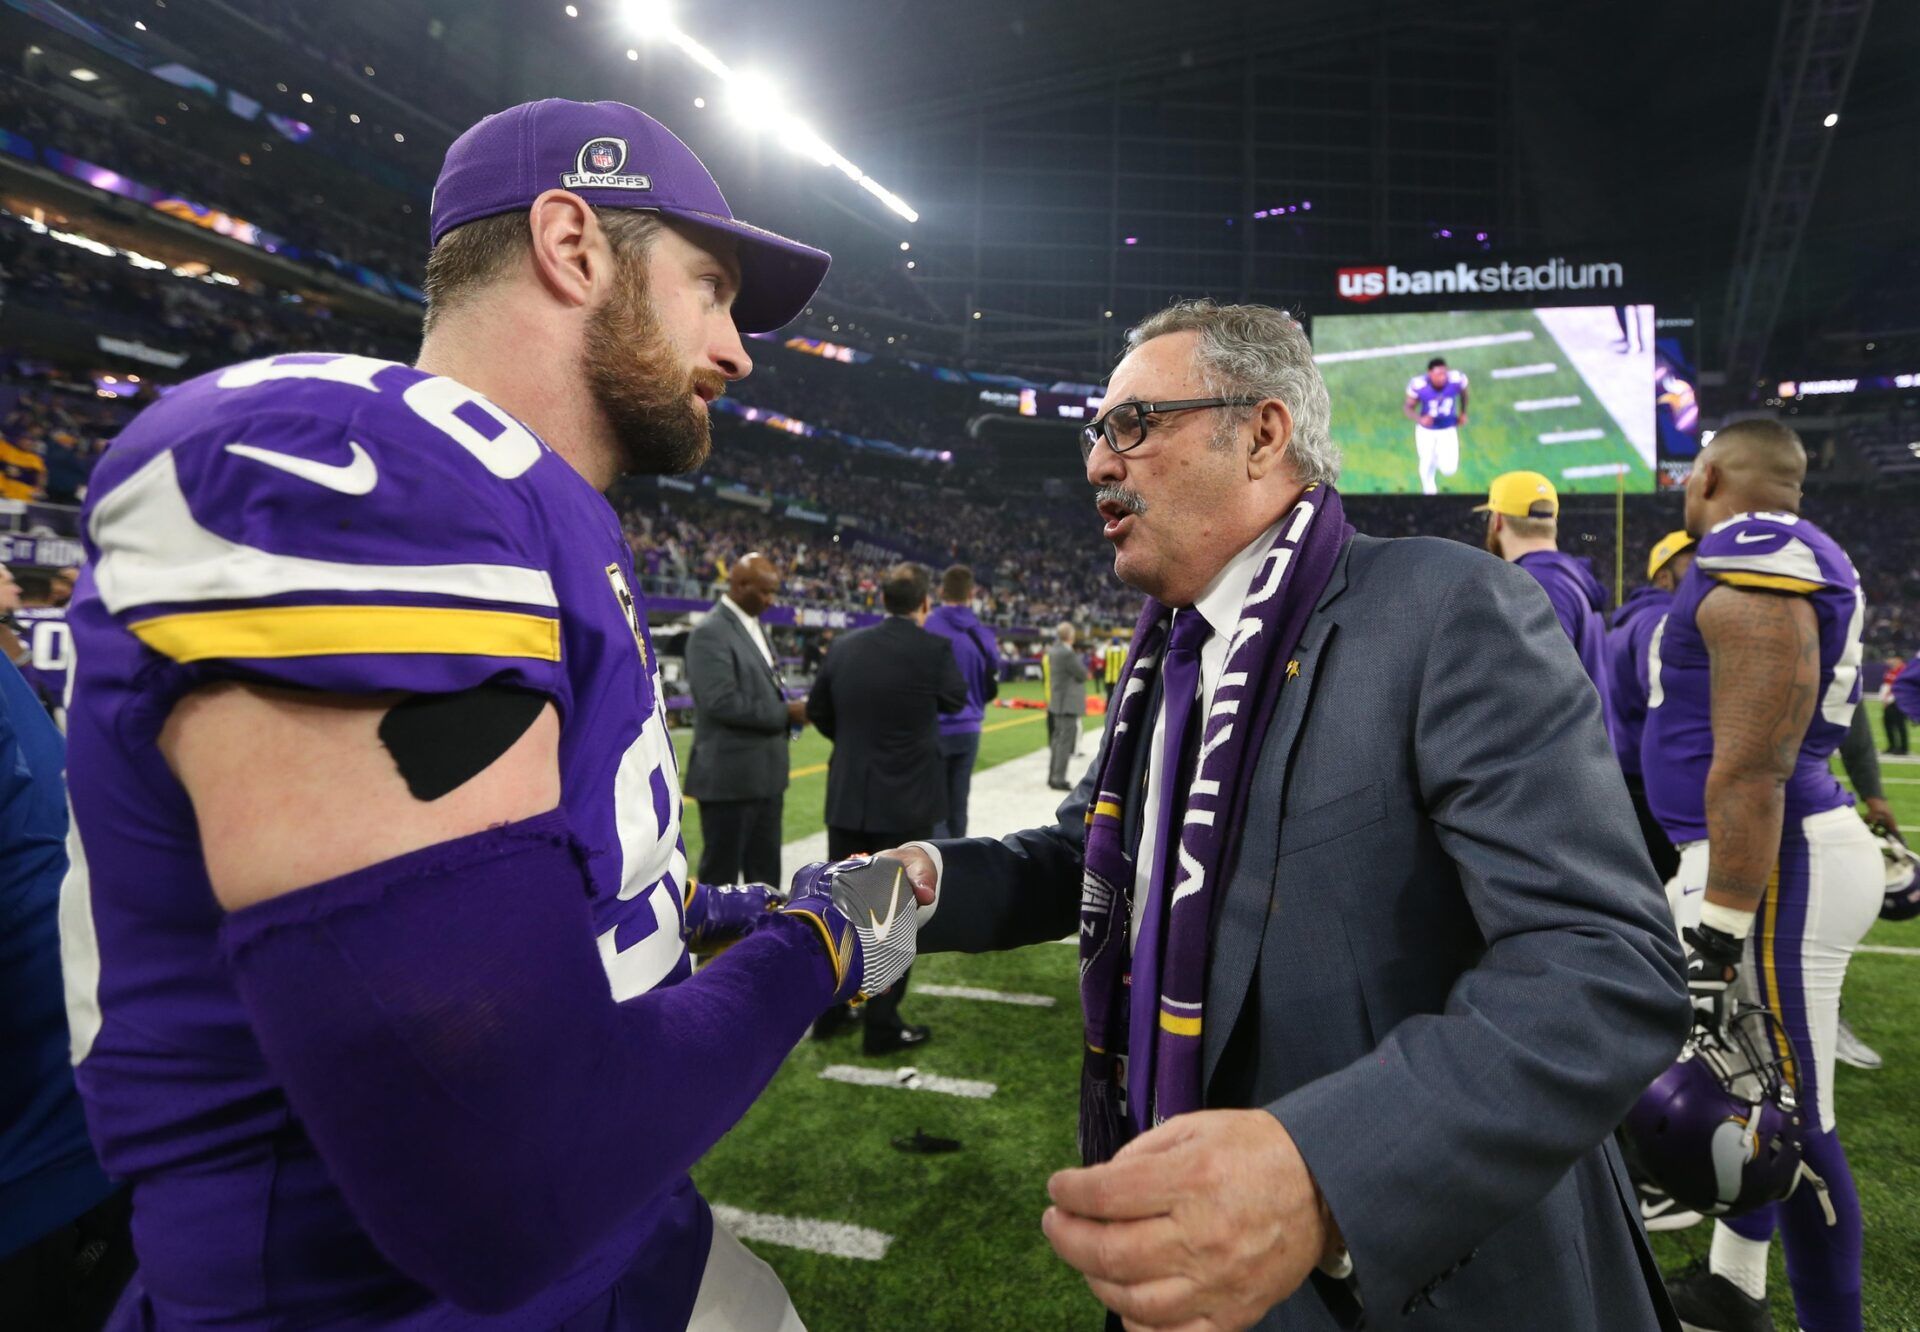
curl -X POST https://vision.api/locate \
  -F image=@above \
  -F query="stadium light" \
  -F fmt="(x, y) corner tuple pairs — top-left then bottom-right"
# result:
(564, 4), (578, 15)
(617, 9), (918, 223)
(69, 68), (99, 82)
(1823, 112), (1839, 128)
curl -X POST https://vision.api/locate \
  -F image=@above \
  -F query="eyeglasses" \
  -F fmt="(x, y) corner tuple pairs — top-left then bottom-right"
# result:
(1079, 397), (1263, 462)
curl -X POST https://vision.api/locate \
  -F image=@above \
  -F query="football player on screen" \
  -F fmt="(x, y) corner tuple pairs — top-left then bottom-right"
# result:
(58, 99), (926, 1330)
(1640, 420), (1879, 1332)
(1402, 355), (1469, 494)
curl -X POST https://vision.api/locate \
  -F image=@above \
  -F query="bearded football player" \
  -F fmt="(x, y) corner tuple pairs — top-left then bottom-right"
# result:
(1640, 420), (1880, 1332)
(59, 99), (924, 1329)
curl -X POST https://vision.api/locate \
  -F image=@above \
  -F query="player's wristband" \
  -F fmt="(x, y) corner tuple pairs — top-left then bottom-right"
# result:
(1698, 900), (1756, 941)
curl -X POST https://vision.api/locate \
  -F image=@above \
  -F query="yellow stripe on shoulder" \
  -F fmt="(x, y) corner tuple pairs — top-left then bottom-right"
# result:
(1710, 571), (1823, 595)
(129, 604), (562, 663)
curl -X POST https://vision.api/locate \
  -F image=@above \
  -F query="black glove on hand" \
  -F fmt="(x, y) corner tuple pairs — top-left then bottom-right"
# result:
(1682, 923), (1744, 1031)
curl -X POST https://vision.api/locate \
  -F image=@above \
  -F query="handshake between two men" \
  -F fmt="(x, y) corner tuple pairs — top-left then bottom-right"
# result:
(702, 847), (1346, 1332)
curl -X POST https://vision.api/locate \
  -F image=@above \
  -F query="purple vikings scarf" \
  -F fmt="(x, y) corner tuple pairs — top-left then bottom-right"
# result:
(1078, 485), (1352, 1164)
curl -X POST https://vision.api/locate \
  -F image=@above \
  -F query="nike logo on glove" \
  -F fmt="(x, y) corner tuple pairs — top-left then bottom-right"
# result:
(868, 865), (905, 943)
(226, 441), (378, 495)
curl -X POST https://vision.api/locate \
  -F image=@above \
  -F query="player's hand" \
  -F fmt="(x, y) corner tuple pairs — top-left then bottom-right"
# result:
(1418, 414), (1434, 427)
(783, 854), (928, 1001)
(684, 880), (783, 952)
(1455, 415), (1467, 426)
(1866, 796), (1900, 839)
(786, 698), (809, 727)
(1043, 1110), (1338, 1331)
(1681, 923), (1743, 1031)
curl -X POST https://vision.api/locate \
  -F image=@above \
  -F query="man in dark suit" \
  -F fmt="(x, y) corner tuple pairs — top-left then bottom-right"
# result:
(682, 553), (806, 887)
(882, 300), (1689, 1330)
(808, 561), (967, 1052)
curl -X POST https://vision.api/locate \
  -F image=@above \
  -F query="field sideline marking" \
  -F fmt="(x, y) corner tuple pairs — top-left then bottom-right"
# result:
(1490, 362), (1558, 379)
(820, 1064), (997, 1099)
(711, 1204), (893, 1261)
(1514, 395), (1583, 412)
(1313, 329), (1534, 365)
(1540, 428), (1606, 444)
(916, 983), (1057, 1008)
(1563, 463), (1632, 479)
(689, 710), (1068, 799)
(1858, 944), (1920, 958)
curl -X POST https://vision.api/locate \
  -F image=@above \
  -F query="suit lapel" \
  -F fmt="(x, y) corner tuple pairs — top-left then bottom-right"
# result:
(1201, 540), (1355, 1092)
(723, 604), (781, 689)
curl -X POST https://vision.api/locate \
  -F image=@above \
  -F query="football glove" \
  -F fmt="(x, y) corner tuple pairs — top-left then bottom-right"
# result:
(781, 854), (919, 1002)
(682, 879), (784, 952)
(1681, 923), (1743, 1032)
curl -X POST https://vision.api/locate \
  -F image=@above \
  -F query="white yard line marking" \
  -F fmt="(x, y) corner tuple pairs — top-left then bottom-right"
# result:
(1054, 935), (1079, 945)
(1858, 944), (1920, 958)
(916, 983), (1057, 1008)
(1313, 330), (1534, 365)
(819, 1064), (997, 1099)
(1876, 776), (1920, 784)
(1539, 428), (1606, 444)
(711, 1205), (893, 1261)
(1563, 463), (1632, 479)
(1514, 395), (1583, 412)
(1490, 362), (1559, 379)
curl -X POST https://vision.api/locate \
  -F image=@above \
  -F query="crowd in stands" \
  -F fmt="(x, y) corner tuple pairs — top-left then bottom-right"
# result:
(0, 212), (413, 364)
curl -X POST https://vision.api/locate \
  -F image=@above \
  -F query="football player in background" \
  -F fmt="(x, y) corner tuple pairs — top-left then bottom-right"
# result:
(59, 99), (922, 1330)
(1606, 530), (1694, 882)
(1641, 420), (1879, 1332)
(1402, 355), (1468, 494)
(1476, 471), (1613, 707)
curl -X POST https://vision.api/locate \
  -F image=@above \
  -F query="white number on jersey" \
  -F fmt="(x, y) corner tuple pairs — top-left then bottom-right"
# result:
(1821, 586), (1866, 728)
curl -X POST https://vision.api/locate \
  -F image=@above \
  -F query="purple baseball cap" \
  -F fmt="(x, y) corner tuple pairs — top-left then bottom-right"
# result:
(430, 98), (830, 334)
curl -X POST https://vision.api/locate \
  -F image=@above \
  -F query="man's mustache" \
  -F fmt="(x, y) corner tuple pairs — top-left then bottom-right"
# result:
(1094, 485), (1147, 517)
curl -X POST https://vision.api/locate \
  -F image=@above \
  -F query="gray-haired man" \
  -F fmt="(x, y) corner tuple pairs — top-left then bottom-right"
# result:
(1044, 621), (1088, 790)
(890, 300), (1686, 1329)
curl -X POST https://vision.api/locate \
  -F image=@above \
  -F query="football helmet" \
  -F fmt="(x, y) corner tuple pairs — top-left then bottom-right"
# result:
(1623, 1005), (1830, 1220)
(1871, 820), (1920, 921)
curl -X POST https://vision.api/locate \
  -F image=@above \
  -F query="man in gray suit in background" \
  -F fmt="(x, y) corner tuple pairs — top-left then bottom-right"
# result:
(885, 301), (1688, 1330)
(1045, 621), (1088, 791)
(683, 552), (807, 887)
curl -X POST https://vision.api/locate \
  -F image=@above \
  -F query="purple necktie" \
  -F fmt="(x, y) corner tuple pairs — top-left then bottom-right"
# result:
(1125, 607), (1211, 1129)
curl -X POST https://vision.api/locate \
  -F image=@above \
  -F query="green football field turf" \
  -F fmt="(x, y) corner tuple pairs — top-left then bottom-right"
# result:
(683, 694), (1919, 1331)
(1313, 307), (1657, 496)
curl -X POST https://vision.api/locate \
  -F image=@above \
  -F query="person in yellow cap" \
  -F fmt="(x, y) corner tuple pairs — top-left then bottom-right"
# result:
(1604, 530), (1695, 886)
(1475, 471), (1612, 706)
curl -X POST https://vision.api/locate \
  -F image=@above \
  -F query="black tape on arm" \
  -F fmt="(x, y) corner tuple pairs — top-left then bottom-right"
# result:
(378, 684), (548, 801)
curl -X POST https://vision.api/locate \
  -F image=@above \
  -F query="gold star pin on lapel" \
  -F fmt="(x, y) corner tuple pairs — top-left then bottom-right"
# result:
(1285, 660), (1300, 680)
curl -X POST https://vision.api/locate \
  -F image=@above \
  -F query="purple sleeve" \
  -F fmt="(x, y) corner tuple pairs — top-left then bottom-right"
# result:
(220, 811), (837, 1313)
(1893, 669), (1920, 723)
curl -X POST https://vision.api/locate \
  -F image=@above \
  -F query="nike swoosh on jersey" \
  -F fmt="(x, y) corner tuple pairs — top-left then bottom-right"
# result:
(225, 441), (378, 495)
(1732, 530), (1779, 544)
(868, 865), (905, 943)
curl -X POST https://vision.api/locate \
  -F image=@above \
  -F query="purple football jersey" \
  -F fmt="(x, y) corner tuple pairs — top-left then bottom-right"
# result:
(1642, 512), (1864, 843)
(1405, 369), (1468, 425)
(60, 353), (707, 1327)
(12, 605), (70, 721)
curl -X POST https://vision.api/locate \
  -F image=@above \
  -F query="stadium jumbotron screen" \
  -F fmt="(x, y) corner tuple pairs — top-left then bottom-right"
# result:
(1312, 305), (1658, 495)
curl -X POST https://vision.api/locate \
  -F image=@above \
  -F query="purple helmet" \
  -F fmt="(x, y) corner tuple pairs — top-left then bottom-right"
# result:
(1872, 821), (1920, 921)
(1623, 1006), (1815, 1217)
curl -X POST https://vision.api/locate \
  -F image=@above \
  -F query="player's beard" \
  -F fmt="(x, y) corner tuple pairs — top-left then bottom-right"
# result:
(583, 258), (726, 477)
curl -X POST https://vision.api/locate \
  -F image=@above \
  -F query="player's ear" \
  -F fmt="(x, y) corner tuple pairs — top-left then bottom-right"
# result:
(525, 189), (600, 309)
(1245, 397), (1293, 482)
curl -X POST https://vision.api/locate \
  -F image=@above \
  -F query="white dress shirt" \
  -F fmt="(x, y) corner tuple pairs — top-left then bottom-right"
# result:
(1130, 518), (1285, 949)
(718, 593), (775, 670)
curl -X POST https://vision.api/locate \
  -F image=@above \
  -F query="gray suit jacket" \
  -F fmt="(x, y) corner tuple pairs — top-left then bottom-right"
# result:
(925, 535), (1688, 1330)
(682, 604), (790, 803)
(1046, 642), (1089, 715)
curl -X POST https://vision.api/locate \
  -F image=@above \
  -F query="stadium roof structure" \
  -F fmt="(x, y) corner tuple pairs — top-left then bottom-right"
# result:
(43, 0), (1920, 395)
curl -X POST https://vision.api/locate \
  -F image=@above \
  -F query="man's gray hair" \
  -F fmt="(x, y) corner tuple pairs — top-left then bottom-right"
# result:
(1126, 299), (1339, 487)
(1055, 621), (1076, 643)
